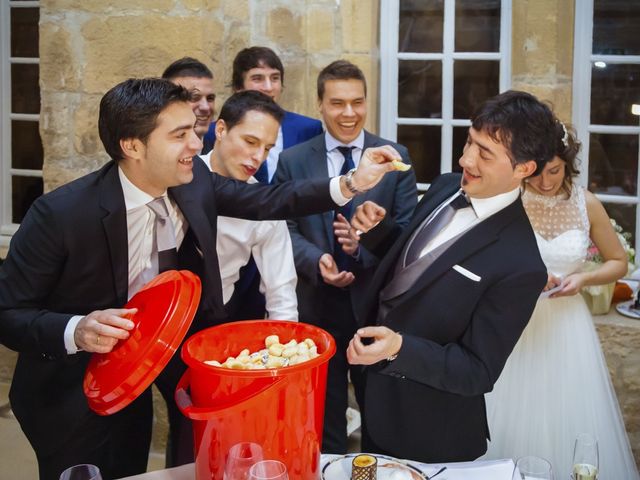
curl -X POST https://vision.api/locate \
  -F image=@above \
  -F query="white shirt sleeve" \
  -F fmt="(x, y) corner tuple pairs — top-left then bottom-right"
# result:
(63, 315), (85, 354)
(252, 220), (299, 321)
(329, 176), (350, 206)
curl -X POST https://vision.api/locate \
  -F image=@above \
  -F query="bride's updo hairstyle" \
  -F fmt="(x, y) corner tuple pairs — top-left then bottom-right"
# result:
(553, 120), (581, 196)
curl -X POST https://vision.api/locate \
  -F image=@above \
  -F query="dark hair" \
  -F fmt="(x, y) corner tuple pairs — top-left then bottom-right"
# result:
(232, 46), (284, 91)
(550, 120), (581, 195)
(317, 60), (367, 100)
(218, 90), (285, 130)
(99, 78), (191, 161)
(471, 90), (557, 174)
(162, 57), (213, 80)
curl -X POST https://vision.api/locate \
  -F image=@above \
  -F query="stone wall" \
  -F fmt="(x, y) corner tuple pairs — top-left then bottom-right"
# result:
(39, 0), (379, 192)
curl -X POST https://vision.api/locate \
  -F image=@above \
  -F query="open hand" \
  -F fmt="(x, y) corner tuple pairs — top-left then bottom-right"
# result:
(74, 308), (137, 353)
(319, 253), (355, 288)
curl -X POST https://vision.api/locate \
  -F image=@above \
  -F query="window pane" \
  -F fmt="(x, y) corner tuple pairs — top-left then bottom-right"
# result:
(453, 60), (500, 119)
(398, 60), (442, 118)
(602, 202), (636, 257)
(11, 8), (39, 57)
(590, 63), (640, 126)
(399, 0), (444, 53)
(451, 127), (469, 172)
(12, 176), (43, 224)
(455, 0), (500, 52)
(11, 63), (40, 114)
(593, 0), (640, 55)
(12, 121), (43, 170)
(398, 125), (441, 184)
(588, 133), (638, 195)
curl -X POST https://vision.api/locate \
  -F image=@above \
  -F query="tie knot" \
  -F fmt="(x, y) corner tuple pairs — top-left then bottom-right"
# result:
(450, 192), (471, 210)
(337, 146), (354, 159)
(147, 197), (170, 220)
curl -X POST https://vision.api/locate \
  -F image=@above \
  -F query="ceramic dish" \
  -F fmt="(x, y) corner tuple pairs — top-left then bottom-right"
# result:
(322, 454), (427, 480)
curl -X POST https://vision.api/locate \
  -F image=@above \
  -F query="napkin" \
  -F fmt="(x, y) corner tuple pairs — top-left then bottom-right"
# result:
(419, 459), (515, 480)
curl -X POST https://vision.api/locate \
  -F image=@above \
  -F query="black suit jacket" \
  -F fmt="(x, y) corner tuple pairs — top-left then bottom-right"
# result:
(0, 157), (336, 456)
(274, 131), (417, 324)
(359, 173), (547, 463)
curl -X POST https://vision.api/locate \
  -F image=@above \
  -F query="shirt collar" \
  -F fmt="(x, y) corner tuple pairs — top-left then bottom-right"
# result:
(325, 130), (365, 152)
(467, 186), (520, 220)
(118, 166), (164, 211)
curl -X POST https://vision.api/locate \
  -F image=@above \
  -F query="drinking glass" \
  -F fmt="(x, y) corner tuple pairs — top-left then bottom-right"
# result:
(59, 464), (102, 480)
(572, 433), (599, 480)
(248, 460), (288, 480)
(223, 442), (264, 480)
(512, 456), (554, 480)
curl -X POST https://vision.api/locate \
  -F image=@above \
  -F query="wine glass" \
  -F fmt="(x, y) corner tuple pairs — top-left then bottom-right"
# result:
(59, 464), (102, 480)
(572, 433), (599, 480)
(248, 460), (288, 480)
(512, 456), (554, 480)
(224, 442), (264, 480)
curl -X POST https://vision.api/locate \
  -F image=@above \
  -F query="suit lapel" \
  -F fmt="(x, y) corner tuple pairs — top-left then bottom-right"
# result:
(99, 163), (129, 305)
(305, 135), (334, 248)
(350, 131), (381, 212)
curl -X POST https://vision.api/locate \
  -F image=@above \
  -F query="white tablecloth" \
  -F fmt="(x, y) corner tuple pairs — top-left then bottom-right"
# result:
(119, 456), (515, 480)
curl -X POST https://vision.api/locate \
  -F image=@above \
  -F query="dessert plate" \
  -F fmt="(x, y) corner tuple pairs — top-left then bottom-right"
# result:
(322, 454), (427, 480)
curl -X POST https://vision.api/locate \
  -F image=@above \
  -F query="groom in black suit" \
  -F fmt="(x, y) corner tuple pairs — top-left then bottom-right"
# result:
(0, 78), (398, 480)
(347, 90), (556, 463)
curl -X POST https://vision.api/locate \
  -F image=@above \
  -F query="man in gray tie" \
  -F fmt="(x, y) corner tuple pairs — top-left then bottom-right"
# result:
(346, 90), (554, 463)
(275, 60), (417, 453)
(0, 77), (399, 479)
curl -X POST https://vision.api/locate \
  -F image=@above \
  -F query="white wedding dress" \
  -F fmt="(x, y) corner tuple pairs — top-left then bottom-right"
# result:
(483, 185), (639, 479)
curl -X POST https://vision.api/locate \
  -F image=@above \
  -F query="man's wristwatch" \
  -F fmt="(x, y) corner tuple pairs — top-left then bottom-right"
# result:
(344, 168), (366, 195)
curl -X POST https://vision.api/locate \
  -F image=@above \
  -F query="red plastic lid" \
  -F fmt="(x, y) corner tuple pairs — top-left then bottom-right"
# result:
(83, 270), (202, 415)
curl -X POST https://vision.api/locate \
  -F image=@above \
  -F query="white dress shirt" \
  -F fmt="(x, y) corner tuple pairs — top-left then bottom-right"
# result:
(63, 167), (188, 353)
(201, 152), (298, 321)
(325, 130), (365, 175)
(418, 186), (521, 258)
(264, 126), (284, 182)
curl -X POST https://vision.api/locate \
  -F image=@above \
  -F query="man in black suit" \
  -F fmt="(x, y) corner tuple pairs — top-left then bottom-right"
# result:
(347, 90), (555, 463)
(0, 78), (398, 480)
(275, 60), (417, 453)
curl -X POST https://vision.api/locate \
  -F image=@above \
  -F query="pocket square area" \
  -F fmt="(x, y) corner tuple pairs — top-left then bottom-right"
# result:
(453, 264), (482, 282)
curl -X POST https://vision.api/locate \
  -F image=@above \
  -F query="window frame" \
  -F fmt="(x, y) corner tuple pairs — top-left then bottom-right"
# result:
(572, 0), (640, 260)
(380, 0), (512, 191)
(0, 0), (42, 248)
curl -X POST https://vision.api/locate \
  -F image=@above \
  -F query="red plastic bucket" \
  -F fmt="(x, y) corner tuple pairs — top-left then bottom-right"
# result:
(176, 320), (336, 480)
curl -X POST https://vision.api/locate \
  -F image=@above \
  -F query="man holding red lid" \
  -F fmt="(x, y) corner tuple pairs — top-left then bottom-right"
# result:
(0, 77), (399, 480)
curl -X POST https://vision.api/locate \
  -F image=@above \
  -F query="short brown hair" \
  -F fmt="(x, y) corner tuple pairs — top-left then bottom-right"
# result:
(317, 60), (367, 100)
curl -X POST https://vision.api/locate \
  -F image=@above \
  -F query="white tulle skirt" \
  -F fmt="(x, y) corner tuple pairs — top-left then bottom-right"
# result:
(483, 295), (639, 480)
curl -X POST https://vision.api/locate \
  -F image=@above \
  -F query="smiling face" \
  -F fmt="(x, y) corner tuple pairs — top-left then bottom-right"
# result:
(211, 109), (280, 181)
(120, 101), (202, 197)
(241, 65), (283, 102)
(171, 76), (216, 138)
(318, 79), (367, 144)
(458, 127), (536, 199)
(526, 156), (567, 196)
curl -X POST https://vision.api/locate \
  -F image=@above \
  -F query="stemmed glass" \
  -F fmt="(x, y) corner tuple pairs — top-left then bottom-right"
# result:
(248, 460), (288, 480)
(224, 442), (264, 480)
(59, 464), (102, 480)
(512, 456), (554, 479)
(572, 433), (599, 480)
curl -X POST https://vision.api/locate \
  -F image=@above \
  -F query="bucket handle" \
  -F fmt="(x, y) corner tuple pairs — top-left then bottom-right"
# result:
(175, 370), (286, 421)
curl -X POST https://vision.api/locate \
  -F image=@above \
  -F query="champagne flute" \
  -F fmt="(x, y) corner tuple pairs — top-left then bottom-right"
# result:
(248, 460), (288, 480)
(224, 442), (264, 480)
(512, 456), (554, 480)
(572, 433), (599, 480)
(59, 464), (102, 480)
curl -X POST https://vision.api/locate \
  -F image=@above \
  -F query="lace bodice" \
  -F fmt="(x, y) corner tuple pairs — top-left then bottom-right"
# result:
(522, 185), (591, 278)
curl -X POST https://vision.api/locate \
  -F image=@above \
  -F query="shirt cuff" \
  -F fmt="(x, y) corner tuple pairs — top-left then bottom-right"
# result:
(64, 315), (84, 354)
(329, 176), (350, 206)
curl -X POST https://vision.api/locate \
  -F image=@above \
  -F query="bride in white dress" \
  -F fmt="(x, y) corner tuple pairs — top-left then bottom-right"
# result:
(484, 123), (639, 479)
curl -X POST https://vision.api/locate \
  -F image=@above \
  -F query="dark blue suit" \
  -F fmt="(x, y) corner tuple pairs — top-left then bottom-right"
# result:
(275, 131), (417, 453)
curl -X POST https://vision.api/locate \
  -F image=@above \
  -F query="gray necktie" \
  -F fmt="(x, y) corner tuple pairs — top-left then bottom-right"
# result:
(404, 192), (470, 266)
(147, 197), (178, 273)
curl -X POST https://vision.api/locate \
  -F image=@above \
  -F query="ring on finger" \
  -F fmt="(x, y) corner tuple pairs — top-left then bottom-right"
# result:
(96, 335), (101, 345)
